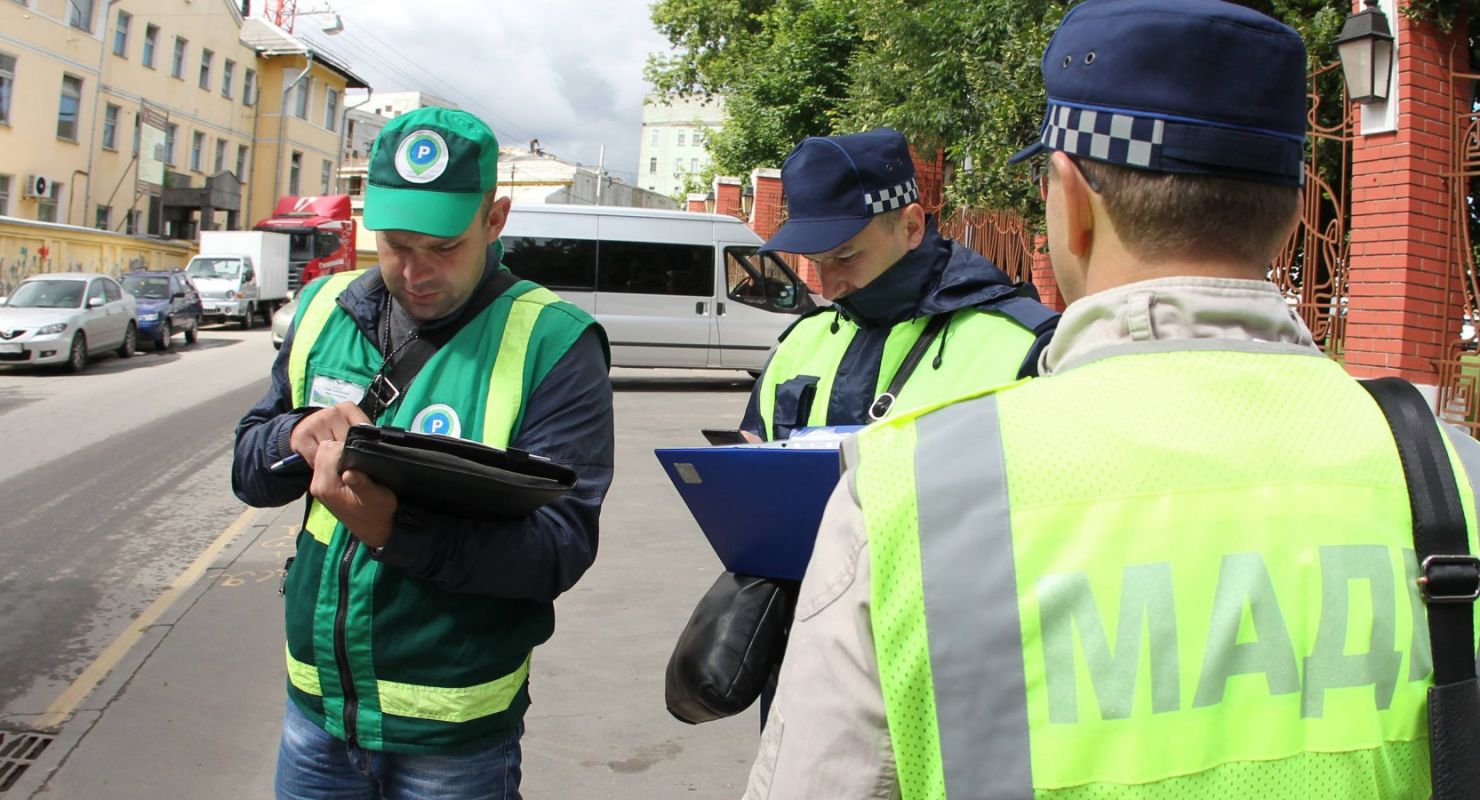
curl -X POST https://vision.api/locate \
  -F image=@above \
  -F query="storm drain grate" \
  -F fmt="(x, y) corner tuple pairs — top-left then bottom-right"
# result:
(0, 730), (54, 795)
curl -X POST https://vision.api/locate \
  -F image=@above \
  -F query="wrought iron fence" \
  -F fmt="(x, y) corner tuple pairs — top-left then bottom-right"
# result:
(938, 208), (1036, 285)
(1436, 66), (1480, 434)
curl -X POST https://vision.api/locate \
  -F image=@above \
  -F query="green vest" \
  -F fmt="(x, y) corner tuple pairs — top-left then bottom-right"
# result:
(282, 269), (596, 754)
(757, 309), (1036, 440)
(852, 346), (1480, 799)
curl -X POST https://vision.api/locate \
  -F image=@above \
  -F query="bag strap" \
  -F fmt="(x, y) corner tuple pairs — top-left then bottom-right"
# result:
(1359, 376), (1480, 799)
(869, 312), (952, 421)
(360, 269), (519, 420)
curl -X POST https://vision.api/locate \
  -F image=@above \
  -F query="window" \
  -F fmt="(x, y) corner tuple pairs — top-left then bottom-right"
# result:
(37, 182), (58, 223)
(598, 241), (712, 297)
(691, 158), (698, 172)
(242, 69), (256, 105)
(674, 160), (683, 175)
(171, 37), (186, 79)
(501, 236), (597, 291)
(648, 158), (656, 175)
(323, 87), (338, 131)
(221, 59), (234, 98)
(102, 103), (119, 150)
(131, 114), (140, 155)
(214, 138), (226, 173)
(102, 278), (122, 303)
(57, 75), (82, 141)
(650, 128), (659, 146)
(190, 131), (204, 171)
(113, 11), (130, 57)
(726, 247), (804, 312)
(677, 130), (686, 147)
(236, 144), (248, 179)
(164, 122), (177, 165)
(67, 0), (94, 32)
(86, 280), (106, 307)
(125, 208), (140, 234)
(289, 151), (302, 195)
(142, 25), (157, 68)
(95, 205), (111, 230)
(0, 52), (17, 125)
(321, 159), (332, 193)
(0, 175), (9, 216)
(293, 78), (309, 119)
(199, 49), (213, 90)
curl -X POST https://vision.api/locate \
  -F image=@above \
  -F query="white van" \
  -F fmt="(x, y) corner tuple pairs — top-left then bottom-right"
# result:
(499, 205), (816, 372)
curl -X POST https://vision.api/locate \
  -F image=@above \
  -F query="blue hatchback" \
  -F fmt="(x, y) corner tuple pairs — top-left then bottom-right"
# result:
(120, 270), (203, 351)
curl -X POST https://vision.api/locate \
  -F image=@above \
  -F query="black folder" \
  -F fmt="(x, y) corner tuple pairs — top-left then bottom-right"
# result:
(338, 425), (575, 520)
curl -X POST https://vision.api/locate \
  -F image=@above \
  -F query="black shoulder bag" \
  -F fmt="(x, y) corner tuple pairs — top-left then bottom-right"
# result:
(1361, 377), (1480, 800)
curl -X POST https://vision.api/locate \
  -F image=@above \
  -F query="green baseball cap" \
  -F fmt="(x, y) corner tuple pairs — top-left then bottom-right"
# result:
(363, 108), (499, 238)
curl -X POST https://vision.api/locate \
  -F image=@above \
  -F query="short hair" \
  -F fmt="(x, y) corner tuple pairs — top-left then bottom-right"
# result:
(1076, 160), (1300, 266)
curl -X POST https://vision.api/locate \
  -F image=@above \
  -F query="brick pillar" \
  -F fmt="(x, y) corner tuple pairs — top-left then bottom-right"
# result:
(686, 193), (708, 213)
(748, 168), (784, 240)
(1343, 5), (1466, 396)
(908, 145), (947, 214)
(713, 176), (743, 219)
(1030, 234), (1063, 312)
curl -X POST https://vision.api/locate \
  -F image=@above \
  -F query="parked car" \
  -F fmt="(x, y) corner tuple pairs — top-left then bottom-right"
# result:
(121, 270), (203, 351)
(271, 296), (297, 349)
(0, 273), (138, 371)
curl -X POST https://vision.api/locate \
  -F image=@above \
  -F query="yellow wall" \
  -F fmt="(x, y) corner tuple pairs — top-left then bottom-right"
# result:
(0, 216), (194, 296)
(1, 0), (356, 234)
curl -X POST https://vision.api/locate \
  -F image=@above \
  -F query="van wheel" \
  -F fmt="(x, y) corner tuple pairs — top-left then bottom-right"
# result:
(746, 370), (762, 380)
(67, 333), (88, 373)
(239, 305), (255, 329)
(117, 323), (137, 358)
(260, 302), (275, 328)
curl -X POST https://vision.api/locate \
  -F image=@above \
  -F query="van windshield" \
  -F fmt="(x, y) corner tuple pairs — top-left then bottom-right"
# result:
(188, 258), (241, 280)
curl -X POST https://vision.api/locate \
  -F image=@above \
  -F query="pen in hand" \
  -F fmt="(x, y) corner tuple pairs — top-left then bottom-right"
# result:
(269, 453), (306, 472)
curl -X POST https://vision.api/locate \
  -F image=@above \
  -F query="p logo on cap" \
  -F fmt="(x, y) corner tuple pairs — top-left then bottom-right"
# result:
(396, 130), (450, 184)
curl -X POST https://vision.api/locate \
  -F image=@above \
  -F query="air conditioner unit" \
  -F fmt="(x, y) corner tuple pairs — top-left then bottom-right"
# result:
(22, 174), (53, 199)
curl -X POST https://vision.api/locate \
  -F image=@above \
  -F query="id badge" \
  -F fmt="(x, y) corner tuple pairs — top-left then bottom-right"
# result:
(309, 374), (368, 408)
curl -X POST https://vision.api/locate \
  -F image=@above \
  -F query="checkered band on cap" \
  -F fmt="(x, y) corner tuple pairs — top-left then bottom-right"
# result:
(1041, 102), (1165, 169)
(864, 178), (920, 215)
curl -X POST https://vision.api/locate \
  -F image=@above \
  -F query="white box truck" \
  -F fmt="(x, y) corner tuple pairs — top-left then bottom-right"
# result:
(186, 231), (292, 328)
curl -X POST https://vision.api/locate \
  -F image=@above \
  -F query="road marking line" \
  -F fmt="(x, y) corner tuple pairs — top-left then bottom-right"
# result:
(35, 507), (259, 730)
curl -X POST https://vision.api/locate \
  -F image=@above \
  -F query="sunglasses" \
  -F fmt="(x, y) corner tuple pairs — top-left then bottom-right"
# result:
(1032, 154), (1103, 200)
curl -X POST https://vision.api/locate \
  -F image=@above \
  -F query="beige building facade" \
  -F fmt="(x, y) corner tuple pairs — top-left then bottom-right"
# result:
(637, 94), (725, 198)
(0, 0), (365, 240)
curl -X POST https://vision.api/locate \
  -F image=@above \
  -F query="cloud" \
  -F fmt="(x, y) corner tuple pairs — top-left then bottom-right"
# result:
(304, 0), (670, 182)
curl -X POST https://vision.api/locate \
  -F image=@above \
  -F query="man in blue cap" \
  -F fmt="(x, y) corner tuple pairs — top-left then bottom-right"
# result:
(668, 128), (1055, 729)
(233, 107), (614, 798)
(745, 1), (1480, 798)
(738, 127), (1057, 442)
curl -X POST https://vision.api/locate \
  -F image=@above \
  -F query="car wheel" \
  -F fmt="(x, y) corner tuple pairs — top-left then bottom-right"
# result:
(66, 333), (87, 373)
(117, 322), (137, 358)
(184, 319), (198, 344)
(156, 321), (172, 352)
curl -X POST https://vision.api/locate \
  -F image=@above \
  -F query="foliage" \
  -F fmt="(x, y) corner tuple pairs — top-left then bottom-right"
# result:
(645, 0), (1401, 221)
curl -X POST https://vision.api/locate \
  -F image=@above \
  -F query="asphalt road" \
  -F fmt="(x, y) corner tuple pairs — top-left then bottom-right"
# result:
(0, 326), (766, 798)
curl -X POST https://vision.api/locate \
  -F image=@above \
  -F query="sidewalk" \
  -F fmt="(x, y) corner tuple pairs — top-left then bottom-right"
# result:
(12, 376), (760, 798)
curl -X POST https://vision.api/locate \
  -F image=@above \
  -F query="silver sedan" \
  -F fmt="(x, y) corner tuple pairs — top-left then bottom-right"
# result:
(271, 296), (298, 350)
(0, 273), (139, 371)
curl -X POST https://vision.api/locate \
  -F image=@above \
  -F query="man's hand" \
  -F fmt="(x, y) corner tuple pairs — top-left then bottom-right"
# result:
(740, 430), (763, 444)
(290, 401), (371, 466)
(310, 440), (397, 548)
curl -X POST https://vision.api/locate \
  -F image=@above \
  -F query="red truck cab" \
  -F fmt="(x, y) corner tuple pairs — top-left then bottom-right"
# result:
(253, 195), (358, 292)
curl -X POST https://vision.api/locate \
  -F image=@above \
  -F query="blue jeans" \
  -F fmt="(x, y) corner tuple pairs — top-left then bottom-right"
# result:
(275, 700), (523, 800)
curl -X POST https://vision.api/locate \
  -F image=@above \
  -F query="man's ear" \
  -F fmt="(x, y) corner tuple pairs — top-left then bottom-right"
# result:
(902, 203), (927, 249)
(485, 195), (512, 239)
(1051, 152), (1095, 259)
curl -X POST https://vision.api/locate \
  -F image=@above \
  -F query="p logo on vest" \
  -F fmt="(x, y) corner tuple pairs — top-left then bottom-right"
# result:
(412, 404), (461, 437)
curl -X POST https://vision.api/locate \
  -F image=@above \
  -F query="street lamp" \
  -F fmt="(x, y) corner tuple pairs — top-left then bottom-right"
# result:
(741, 185), (754, 219)
(1336, 0), (1395, 105)
(704, 191), (715, 214)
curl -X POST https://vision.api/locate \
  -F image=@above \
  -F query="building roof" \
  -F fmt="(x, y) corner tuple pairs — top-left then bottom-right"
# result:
(239, 18), (369, 90)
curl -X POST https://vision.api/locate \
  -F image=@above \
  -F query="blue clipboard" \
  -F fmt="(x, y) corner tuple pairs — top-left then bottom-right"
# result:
(655, 429), (855, 581)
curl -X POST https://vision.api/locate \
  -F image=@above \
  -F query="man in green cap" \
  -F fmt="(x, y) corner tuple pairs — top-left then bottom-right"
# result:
(232, 107), (615, 798)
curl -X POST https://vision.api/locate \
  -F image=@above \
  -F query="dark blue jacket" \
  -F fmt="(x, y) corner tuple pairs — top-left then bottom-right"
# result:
(232, 262), (615, 603)
(740, 218), (1058, 436)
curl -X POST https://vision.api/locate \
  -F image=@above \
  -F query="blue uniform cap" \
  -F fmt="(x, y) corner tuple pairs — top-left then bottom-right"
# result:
(1009, 0), (1308, 186)
(761, 128), (920, 254)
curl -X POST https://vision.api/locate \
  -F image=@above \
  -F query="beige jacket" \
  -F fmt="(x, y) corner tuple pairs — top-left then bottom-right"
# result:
(742, 277), (1318, 799)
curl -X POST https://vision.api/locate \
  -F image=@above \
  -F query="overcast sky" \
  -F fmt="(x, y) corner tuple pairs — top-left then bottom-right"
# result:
(298, 0), (671, 183)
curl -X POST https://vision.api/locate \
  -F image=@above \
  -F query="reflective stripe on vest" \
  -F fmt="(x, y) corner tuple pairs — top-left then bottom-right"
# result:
(286, 647), (531, 724)
(758, 310), (1036, 440)
(291, 279), (561, 545)
(859, 349), (1480, 799)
